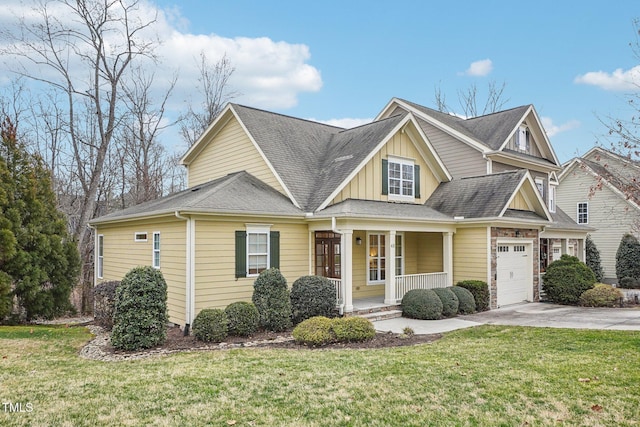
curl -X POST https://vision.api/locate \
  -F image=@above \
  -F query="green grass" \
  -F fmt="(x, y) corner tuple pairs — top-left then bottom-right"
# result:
(1, 325), (639, 426)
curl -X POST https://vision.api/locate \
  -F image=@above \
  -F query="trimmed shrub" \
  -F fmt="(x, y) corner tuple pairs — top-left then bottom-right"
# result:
(620, 277), (640, 289)
(252, 268), (292, 332)
(450, 286), (476, 314)
(0, 271), (12, 323)
(585, 235), (605, 283)
(224, 301), (259, 336)
(401, 289), (443, 320)
(292, 316), (335, 346)
(93, 280), (120, 331)
(332, 317), (376, 342)
(192, 308), (228, 342)
(542, 255), (596, 305)
(111, 266), (169, 351)
(290, 275), (336, 324)
(579, 284), (623, 307)
(456, 280), (490, 312)
(616, 233), (640, 286)
(432, 287), (459, 317)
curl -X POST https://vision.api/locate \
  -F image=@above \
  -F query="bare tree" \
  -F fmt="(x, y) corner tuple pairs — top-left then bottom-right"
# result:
(434, 80), (510, 117)
(179, 52), (237, 146)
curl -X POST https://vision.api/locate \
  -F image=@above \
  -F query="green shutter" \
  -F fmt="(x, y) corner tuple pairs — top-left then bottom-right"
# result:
(235, 231), (247, 278)
(382, 159), (388, 195)
(270, 231), (280, 269)
(414, 164), (421, 198)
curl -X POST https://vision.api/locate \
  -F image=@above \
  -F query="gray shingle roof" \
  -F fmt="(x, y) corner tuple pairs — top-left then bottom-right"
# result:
(91, 171), (305, 223)
(314, 198), (451, 221)
(546, 207), (594, 231)
(425, 170), (529, 218)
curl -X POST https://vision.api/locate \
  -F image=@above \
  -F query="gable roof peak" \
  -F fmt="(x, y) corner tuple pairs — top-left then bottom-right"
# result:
(230, 103), (345, 131)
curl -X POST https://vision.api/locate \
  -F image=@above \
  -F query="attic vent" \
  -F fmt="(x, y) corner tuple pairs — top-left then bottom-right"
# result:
(334, 155), (353, 163)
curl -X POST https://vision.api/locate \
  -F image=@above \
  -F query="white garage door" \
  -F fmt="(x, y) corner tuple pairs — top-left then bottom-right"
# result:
(496, 242), (532, 306)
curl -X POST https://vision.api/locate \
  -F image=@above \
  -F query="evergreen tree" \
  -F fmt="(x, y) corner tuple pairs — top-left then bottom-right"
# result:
(0, 117), (80, 321)
(585, 235), (605, 282)
(615, 233), (640, 287)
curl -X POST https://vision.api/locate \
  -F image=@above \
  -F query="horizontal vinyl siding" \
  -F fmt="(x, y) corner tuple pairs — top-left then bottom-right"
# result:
(417, 118), (486, 178)
(194, 219), (309, 312)
(187, 116), (285, 193)
(453, 227), (488, 284)
(331, 129), (440, 205)
(98, 218), (186, 325)
(558, 171), (638, 281)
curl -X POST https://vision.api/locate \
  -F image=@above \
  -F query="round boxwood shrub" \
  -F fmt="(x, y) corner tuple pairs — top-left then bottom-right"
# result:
(456, 280), (490, 312)
(619, 277), (640, 289)
(111, 266), (169, 351)
(449, 286), (476, 314)
(93, 280), (120, 331)
(252, 268), (292, 332)
(192, 308), (228, 342)
(224, 301), (259, 336)
(290, 275), (336, 324)
(542, 255), (596, 305)
(332, 317), (376, 342)
(401, 289), (443, 320)
(292, 316), (335, 346)
(579, 284), (623, 307)
(432, 287), (459, 317)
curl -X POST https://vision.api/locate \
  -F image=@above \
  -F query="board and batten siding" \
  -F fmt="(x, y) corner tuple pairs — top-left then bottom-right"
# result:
(193, 219), (309, 312)
(416, 118), (486, 178)
(557, 169), (639, 281)
(187, 116), (286, 194)
(97, 218), (187, 325)
(509, 190), (529, 210)
(331, 129), (440, 205)
(452, 227), (488, 284)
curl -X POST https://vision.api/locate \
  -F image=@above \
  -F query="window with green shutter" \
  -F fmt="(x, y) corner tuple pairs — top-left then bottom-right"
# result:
(235, 227), (280, 278)
(383, 157), (420, 200)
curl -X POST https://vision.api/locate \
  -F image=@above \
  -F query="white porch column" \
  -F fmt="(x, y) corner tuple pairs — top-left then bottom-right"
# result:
(561, 238), (568, 255)
(385, 230), (397, 304)
(577, 238), (585, 262)
(342, 230), (353, 312)
(443, 232), (454, 286)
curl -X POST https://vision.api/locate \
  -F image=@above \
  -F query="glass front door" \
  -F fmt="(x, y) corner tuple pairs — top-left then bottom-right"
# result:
(315, 231), (341, 279)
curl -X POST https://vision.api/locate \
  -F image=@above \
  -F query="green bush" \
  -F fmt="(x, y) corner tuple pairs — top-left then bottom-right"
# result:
(93, 280), (120, 331)
(449, 286), (476, 314)
(616, 233), (640, 285)
(579, 284), (623, 307)
(542, 255), (596, 305)
(619, 277), (640, 289)
(586, 235), (605, 282)
(252, 268), (292, 332)
(432, 287), (459, 317)
(224, 301), (259, 336)
(332, 317), (376, 342)
(292, 316), (335, 346)
(456, 280), (490, 312)
(192, 308), (228, 342)
(0, 271), (12, 322)
(401, 289), (443, 320)
(111, 266), (169, 351)
(290, 275), (336, 324)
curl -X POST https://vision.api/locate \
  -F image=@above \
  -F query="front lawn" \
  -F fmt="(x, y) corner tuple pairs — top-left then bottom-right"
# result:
(1, 325), (639, 426)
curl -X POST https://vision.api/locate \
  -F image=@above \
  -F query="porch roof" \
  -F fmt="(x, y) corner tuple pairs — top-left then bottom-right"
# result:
(546, 207), (595, 232)
(314, 198), (451, 221)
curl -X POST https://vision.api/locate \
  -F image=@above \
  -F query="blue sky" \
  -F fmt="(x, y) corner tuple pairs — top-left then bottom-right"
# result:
(3, 1), (640, 162)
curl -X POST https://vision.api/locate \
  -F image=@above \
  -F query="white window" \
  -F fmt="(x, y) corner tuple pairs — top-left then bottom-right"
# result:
(388, 157), (414, 200)
(535, 178), (545, 199)
(549, 184), (556, 213)
(97, 234), (104, 279)
(517, 125), (530, 153)
(134, 232), (148, 242)
(577, 202), (588, 224)
(152, 232), (160, 268)
(247, 226), (270, 276)
(368, 233), (404, 283)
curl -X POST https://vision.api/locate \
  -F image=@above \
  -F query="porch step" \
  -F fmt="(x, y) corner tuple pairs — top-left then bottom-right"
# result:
(347, 304), (401, 317)
(357, 309), (403, 321)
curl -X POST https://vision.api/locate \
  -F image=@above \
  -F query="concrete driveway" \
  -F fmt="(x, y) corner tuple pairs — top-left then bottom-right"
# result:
(373, 303), (640, 335)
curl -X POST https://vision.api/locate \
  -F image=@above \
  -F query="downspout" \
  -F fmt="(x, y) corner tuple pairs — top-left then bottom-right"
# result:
(175, 211), (193, 336)
(331, 217), (345, 315)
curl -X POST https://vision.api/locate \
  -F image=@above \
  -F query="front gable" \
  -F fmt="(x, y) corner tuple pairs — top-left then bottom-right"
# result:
(322, 115), (451, 209)
(504, 173), (551, 219)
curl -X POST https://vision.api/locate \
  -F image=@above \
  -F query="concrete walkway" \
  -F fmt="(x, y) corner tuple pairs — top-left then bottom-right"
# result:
(372, 302), (640, 334)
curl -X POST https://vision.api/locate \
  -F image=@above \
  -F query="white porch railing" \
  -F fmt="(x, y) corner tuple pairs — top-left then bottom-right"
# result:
(395, 272), (448, 303)
(329, 278), (342, 305)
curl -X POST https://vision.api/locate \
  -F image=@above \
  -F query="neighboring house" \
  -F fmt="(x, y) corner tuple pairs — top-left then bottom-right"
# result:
(90, 99), (590, 328)
(558, 146), (640, 282)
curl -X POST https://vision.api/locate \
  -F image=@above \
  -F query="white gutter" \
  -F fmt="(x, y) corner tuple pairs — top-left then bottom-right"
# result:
(175, 211), (195, 334)
(331, 216), (345, 315)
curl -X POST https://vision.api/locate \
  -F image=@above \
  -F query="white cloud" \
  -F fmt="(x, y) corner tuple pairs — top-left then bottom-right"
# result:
(308, 117), (372, 129)
(541, 117), (581, 137)
(463, 59), (493, 77)
(574, 66), (640, 91)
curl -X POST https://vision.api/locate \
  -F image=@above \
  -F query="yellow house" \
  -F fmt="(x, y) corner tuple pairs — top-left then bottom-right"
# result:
(90, 100), (589, 329)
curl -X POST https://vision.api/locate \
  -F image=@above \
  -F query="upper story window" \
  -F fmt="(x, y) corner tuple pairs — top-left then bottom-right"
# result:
(535, 178), (545, 199)
(549, 184), (556, 213)
(383, 157), (420, 201)
(577, 202), (588, 224)
(516, 125), (531, 154)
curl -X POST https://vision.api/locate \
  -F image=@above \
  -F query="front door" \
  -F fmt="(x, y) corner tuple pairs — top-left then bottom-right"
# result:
(315, 231), (341, 279)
